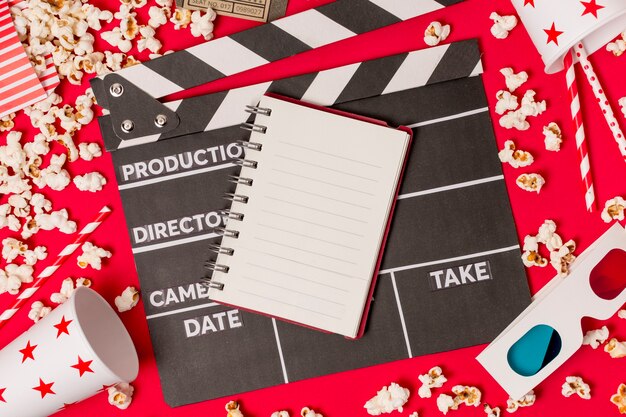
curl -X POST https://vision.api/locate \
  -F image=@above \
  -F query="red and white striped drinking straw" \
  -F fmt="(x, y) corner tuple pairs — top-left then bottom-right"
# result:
(0, 206), (112, 329)
(563, 49), (596, 212)
(573, 42), (626, 163)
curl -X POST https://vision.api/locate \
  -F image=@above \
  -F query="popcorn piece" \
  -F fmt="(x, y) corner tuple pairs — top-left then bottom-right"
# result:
(537, 220), (557, 244)
(561, 376), (591, 399)
(500, 68), (528, 92)
(437, 394), (456, 415)
(148, 6), (169, 28)
(34, 154), (71, 191)
(364, 382), (410, 415)
(506, 390), (536, 413)
(409, 413), (419, 417)
(619, 310), (626, 319)
(620, 97), (626, 118)
(605, 338), (626, 359)
(520, 90), (546, 117)
(424, 21), (450, 46)
(170, 8), (192, 29)
(521, 235), (548, 267)
(50, 278), (76, 304)
(28, 301), (51, 323)
(451, 385), (481, 407)
(271, 412), (290, 417)
(35, 209), (77, 234)
(2, 237), (28, 263)
(22, 246), (47, 266)
(226, 400), (244, 417)
(483, 404), (500, 417)
(0, 204), (21, 232)
(543, 122), (563, 152)
(73, 172), (107, 192)
(76, 277), (92, 288)
(190, 9), (216, 40)
(418, 366), (447, 398)
(495, 90), (519, 115)
(611, 383), (626, 414)
(77, 242), (112, 270)
(108, 383), (134, 410)
(101, 28), (133, 53)
(301, 407), (323, 417)
(0, 268), (22, 295)
(582, 326), (609, 349)
(137, 26), (162, 54)
(498, 140), (533, 168)
(516, 173), (545, 193)
(30, 193), (51, 214)
(490, 12), (517, 39)
(78, 142), (102, 161)
(0, 264), (34, 295)
(115, 286), (140, 312)
(607, 32), (626, 56)
(499, 110), (529, 131)
(550, 239), (576, 277)
(0, 113), (15, 132)
(601, 196), (626, 223)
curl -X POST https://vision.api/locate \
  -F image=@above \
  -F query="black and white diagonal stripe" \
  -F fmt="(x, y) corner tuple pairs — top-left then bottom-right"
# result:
(101, 40), (482, 151)
(92, 0), (466, 107)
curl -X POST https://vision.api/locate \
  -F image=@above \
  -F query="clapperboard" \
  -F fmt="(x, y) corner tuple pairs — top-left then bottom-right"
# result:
(91, 0), (531, 407)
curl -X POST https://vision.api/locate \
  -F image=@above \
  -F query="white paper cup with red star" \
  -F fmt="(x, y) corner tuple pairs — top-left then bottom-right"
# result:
(512, 0), (626, 73)
(0, 287), (139, 417)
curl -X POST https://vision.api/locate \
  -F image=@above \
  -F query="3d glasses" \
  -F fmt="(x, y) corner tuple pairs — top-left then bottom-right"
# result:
(477, 223), (626, 400)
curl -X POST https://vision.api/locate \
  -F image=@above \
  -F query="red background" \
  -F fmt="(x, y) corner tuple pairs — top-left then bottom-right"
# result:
(1, 0), (626, 415)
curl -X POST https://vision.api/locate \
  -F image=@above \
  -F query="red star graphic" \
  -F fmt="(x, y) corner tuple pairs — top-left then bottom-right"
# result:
(523, 0), (535, 6)
(581, 0), (604, 17)
(19, 341), (37, 363)
(58, 402), (77, 411)
(71, 356), (94, 377)
(0, 387), (6, 403)
(53, 316), (72, 338)
(98, 383), (115, 393)
(32, 378), (55, 399)
(544, 22), (564, 45)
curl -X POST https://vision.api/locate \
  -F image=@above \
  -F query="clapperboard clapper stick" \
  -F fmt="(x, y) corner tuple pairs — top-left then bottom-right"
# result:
(90, 0), (467, 144)
(93, 38), (483, 152)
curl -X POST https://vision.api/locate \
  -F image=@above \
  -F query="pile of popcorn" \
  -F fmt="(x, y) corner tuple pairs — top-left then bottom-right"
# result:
(10, 0), (216, 86)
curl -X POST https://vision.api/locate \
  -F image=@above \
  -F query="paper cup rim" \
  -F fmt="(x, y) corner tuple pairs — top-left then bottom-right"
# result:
(543, 9), (626, 73)
(70, 287), (139, 383)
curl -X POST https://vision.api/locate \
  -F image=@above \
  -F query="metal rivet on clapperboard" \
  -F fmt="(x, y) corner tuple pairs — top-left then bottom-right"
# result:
(154, 114), (168, 128)
(121, 120), (134, 133)
(109, 83), (124, 97)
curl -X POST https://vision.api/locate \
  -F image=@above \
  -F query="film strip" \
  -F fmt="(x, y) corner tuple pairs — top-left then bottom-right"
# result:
(98, 40), (483, 151)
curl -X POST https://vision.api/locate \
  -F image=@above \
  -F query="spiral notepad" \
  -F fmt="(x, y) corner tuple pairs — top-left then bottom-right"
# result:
(203, 94), (412, 338)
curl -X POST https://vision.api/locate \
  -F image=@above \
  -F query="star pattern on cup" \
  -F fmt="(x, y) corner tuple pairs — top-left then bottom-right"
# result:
(53, 316), (73, 338)
(71, 356), (94, 377)
(32, 378), (55, 399)
(544, 22), (564, 45)
(19, 341), (37, 363)
(580, 0), (605, 18)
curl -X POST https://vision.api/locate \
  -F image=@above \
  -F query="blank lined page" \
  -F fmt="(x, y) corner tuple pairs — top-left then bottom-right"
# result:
(209, 95), (410, 337)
